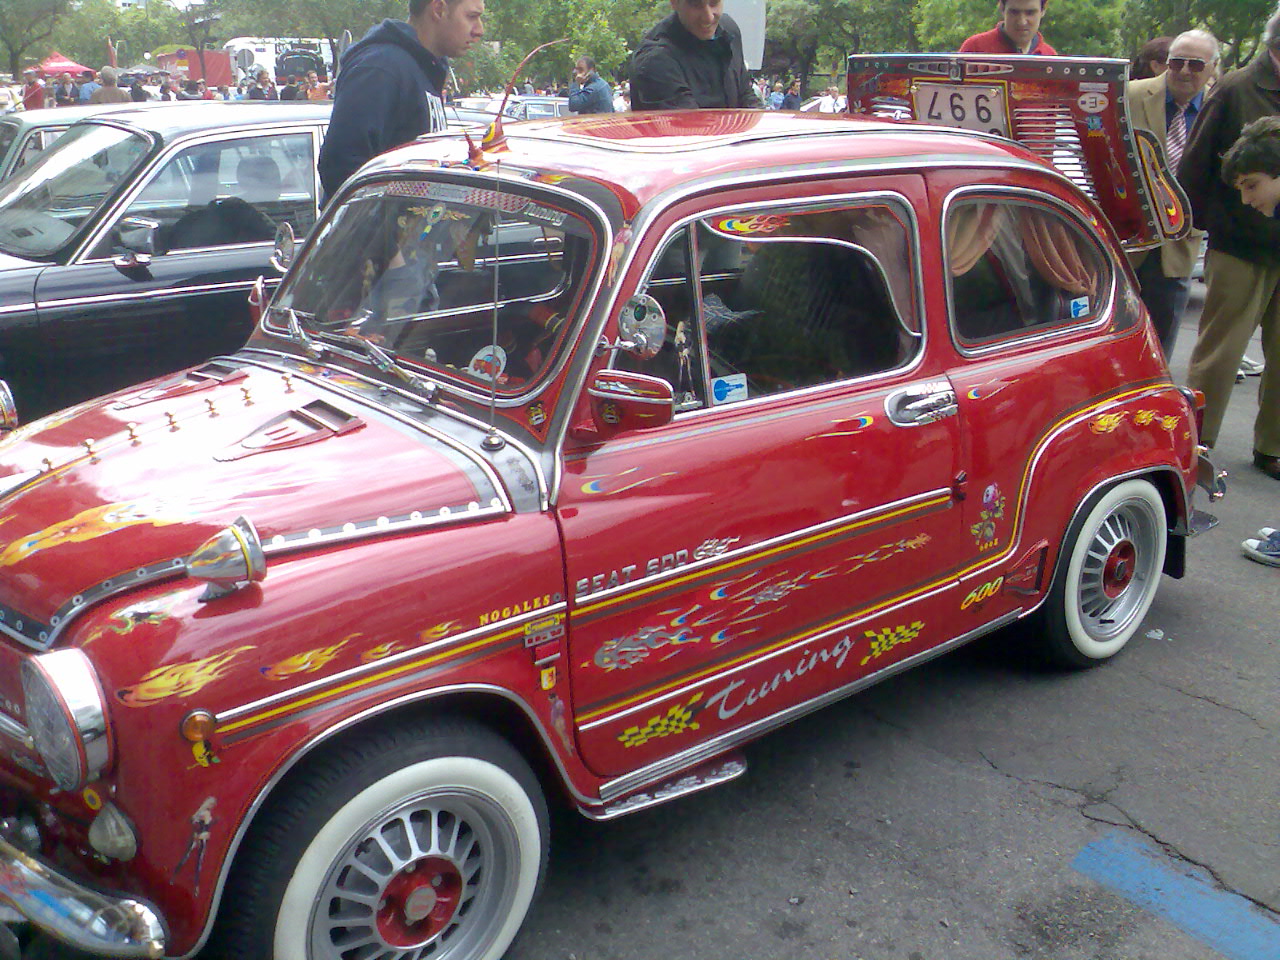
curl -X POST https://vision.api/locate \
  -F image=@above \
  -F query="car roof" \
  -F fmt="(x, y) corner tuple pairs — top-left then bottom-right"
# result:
(0, 102), (180, 130)
(368, 109), (1049, 223)
(77, 100), (331, 140)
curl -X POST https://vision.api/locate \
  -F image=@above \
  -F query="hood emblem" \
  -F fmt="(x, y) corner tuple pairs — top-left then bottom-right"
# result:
(215, 400), (364, 462)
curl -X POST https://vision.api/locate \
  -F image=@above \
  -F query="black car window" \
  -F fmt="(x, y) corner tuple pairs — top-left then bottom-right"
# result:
(99, 131), (317, 257)
(616, 199), (921, 410)
(946, 197), (1109, 345)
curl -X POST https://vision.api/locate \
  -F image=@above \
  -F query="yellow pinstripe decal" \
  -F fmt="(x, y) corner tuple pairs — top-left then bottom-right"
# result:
(218, 625), (525, 734)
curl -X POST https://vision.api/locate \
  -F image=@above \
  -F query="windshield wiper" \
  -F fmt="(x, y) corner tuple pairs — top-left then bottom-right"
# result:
(273, 305), (326, 359)
(325, 330), (439, 401)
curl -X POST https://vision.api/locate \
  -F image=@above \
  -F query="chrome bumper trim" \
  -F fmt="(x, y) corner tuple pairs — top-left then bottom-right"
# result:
(0, 835), (165, 958)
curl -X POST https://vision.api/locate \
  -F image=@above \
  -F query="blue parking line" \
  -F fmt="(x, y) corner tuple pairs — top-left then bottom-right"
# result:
(1072, 831), (1280, 960)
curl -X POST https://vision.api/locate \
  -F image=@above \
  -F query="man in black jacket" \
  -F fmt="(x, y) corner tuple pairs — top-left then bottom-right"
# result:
(631, 0), (761, 110)
(319, 0), (485, 203)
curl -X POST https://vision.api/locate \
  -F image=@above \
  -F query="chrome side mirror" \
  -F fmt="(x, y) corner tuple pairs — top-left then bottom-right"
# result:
(607, 294), (666, 359)
(271, 222), (296, 273)
(112, 216), (159, 271)
(0, 380), (18, 431)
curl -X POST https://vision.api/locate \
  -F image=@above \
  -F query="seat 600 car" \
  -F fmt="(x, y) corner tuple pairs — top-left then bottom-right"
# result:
(0, 62), (1224, 960)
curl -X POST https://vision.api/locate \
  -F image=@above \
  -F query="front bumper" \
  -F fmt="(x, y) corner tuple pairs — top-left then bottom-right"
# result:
(0, 833), (165, 958)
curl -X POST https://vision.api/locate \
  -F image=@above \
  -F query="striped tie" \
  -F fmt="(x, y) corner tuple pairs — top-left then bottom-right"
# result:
(1167, 104), (1188, 171)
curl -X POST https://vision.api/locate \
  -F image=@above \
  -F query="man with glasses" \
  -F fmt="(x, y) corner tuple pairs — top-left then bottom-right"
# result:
(1126, 29), (1217, 357)
(1179, 4), (1280, 479)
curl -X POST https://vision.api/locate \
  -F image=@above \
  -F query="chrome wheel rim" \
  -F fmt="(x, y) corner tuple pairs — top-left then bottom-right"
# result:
(1075, 497), (1161, 643)
(309, 789), (520, 959)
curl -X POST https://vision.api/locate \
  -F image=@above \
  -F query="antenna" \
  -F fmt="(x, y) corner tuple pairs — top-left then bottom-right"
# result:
(475, 38), (570, 160)
(481, 160), (505, 452)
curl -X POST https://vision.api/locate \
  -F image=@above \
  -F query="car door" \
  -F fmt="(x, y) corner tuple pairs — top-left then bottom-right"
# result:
(32, 125), (320, 387)
(934, 175), (1121, 630)
(558, 178), (967, 779)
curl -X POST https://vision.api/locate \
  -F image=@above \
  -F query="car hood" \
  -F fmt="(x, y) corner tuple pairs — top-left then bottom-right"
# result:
(0, 362), (507, 640)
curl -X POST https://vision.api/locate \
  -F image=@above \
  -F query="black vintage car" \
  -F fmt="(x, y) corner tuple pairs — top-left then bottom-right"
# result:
(0, 101), (331, 418)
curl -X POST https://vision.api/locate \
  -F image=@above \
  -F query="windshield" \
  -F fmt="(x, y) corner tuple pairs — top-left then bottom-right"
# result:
(273, 177), (600, 394)
(0, 123), (151, 257)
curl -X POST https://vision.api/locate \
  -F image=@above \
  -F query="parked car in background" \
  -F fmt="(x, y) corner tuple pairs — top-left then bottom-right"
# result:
(0, 95), (1223, 960)
(0, 103), (161, 183)
(0, 100), (330, 419)
(483, 95), (572, 120)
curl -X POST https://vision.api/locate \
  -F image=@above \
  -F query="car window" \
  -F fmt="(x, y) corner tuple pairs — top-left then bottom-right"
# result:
(617, 199), (921, 411)
(0, 123), (150, 258)
(99, 131), (317, 256)
(272, 178), (597, 395)
(946, 196), (1110, 345)
(15, 128), (67, 173)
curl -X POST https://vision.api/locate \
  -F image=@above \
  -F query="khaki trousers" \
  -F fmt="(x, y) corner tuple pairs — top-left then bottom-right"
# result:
(1186, 250), (1280, 455)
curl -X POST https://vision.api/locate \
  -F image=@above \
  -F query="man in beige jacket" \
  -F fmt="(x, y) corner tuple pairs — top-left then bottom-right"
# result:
(1126, 28), (1217, 357)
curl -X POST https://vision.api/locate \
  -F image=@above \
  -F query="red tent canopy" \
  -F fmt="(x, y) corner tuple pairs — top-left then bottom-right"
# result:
(36, 52), (92, 77)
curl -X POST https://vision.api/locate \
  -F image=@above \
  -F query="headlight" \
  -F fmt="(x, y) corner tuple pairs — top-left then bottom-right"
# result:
(20, 650), (112, 791)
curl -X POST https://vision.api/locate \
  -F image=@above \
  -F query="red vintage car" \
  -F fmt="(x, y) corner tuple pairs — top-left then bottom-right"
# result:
(0, 70), (1226, 960)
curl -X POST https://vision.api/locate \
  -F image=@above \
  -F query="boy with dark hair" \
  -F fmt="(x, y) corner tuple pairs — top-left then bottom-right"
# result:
(1222, 116), (1280, 219)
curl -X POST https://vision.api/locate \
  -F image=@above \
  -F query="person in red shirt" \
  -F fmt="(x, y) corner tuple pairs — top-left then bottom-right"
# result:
(960, 0), (1057, 55)
(21, 70), (46, 110)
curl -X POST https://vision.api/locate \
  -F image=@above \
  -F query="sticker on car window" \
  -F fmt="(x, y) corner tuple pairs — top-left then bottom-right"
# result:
(711, 374), (747, 405)
(1070, 296), (1091, 318)
(469, 345), (507, 380)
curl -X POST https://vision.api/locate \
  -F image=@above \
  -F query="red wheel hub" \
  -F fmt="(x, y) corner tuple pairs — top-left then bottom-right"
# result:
(376, 856), (463, 947)
(1102, 540), (1137, 598)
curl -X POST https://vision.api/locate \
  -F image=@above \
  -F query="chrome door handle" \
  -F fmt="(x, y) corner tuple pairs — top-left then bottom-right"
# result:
(884, 380), (958, 427)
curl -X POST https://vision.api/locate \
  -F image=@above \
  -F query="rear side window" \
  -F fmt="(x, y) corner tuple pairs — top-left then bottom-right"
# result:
(946, 196), (1109, 346)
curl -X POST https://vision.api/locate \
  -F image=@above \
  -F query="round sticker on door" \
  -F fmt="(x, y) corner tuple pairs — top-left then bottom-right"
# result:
(468, 345), (507, 380)
(1078, 92), (1108, 114)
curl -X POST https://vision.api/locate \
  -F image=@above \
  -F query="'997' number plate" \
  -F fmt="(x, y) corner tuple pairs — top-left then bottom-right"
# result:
(911, 83), (1009, 137)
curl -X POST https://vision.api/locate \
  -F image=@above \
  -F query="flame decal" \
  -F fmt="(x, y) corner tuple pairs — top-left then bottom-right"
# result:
(261, 637), (354, 680)
(117, 646), (255, 706)
(0, 501), (189, 567)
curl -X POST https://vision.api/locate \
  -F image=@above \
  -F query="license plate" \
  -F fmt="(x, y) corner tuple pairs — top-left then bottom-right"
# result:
(911, 83), (1009, 137)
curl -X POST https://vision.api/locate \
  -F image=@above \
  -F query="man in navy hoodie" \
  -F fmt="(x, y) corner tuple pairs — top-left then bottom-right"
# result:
(320, 0), (485, 203)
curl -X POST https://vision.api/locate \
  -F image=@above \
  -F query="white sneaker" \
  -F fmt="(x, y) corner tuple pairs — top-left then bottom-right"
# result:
(1242, 536), (1280, 567)
(1240, 355), (1265, 376)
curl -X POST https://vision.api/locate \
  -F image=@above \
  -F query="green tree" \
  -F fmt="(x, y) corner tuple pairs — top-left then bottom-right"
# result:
(0, 0), (74, 78)
(915, 0), (1125, 57)
(48, 0), (122, 75)
(764, 0), (920, 96)
(1123, 0), (1278, 68)
(567, 0), (630, 77)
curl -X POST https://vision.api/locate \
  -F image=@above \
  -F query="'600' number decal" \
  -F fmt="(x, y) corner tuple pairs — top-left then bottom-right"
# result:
(961, 576), (1004, 610)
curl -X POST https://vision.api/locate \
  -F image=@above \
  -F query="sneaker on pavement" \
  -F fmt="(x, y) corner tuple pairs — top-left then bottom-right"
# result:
(1258, 527), (1277, 540)
(1240, 355), (1265, 376)
(1242, 536), (1280, 567)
